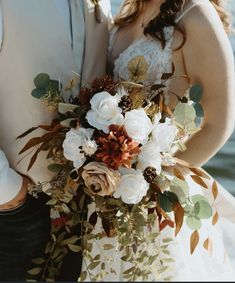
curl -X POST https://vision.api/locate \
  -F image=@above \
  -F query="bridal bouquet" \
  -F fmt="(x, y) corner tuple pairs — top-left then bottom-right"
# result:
(19, 58), (218, 281)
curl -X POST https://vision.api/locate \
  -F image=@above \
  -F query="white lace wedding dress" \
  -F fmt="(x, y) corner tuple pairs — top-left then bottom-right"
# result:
(82, 3), (235, 281)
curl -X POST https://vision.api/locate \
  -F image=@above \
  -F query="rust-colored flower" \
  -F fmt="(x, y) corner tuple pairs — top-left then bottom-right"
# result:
(95, 125), (140, 170)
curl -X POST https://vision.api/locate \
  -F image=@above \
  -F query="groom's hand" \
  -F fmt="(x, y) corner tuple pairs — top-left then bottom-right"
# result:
(0, 176), (31, 212)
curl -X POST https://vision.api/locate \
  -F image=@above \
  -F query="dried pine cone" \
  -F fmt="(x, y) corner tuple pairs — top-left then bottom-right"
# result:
(118, 95), (133, 113)
(143, 167), (157, 183)
(91, 75), (117, 96)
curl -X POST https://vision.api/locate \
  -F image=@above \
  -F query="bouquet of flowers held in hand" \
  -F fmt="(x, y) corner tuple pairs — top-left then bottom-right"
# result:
(19, 57), (218, 281)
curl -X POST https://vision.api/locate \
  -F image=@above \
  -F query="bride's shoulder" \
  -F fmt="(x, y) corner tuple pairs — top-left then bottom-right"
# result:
(177, 0), (223, 29)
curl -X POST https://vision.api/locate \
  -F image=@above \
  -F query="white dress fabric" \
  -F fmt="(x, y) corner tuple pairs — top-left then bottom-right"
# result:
(81, 2), (235, 281)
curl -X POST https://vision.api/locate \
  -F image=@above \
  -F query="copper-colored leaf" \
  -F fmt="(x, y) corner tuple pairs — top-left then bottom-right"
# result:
(203, 237), (213, 255)
(203, 238), (210, 251)
(190, 230), (199, 254)
(27, 142), (49, 171)
(190, 168), (210, 180)
(173, 168), (185, 181)
(212, 181), (219, 201)
(212, 211), (219, 225)
(16, 127), (38, 139)
(19, 137), (43, 154)
(174, 203), (184, 236)
(190, 175), (208, 189)
(160, 219), (174, 231)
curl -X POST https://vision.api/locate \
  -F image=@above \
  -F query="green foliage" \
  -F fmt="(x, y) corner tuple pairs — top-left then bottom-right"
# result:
(158, 191), (178, 212)
(34, 73), (50, 89)
(194, 102), (204, 117)
(189, 84), (203, 103)
(186, 215), (202, 230)
(174, 102), (196, 126)
(170, 177), (189, 204)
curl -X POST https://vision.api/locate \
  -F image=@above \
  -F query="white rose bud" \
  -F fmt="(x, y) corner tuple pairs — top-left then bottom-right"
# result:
(86, 91), (124, 133)
(114, 168), (149, 204)
(124, 109), (152, 145)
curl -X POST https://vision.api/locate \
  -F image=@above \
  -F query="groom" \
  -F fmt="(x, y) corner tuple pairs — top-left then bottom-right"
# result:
(0, 0), (111, 281)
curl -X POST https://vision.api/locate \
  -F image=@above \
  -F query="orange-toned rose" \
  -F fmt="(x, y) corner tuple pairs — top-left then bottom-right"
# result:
(94, 125), (140, 170)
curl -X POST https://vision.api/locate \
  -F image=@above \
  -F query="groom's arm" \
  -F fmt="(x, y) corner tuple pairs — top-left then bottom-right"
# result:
(0, 6), (28, 211)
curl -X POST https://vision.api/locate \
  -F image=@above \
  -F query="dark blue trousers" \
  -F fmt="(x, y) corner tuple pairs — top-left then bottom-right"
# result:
(0, 193), (83, 282)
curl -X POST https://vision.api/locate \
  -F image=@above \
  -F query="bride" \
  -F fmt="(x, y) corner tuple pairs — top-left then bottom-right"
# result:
(85, 0), (235, 281)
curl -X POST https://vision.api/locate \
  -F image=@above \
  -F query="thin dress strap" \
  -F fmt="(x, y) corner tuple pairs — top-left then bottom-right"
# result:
(175, 1), (210, 23)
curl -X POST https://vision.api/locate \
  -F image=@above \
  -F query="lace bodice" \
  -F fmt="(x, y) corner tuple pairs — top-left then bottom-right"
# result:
(109, 26), (175, 87)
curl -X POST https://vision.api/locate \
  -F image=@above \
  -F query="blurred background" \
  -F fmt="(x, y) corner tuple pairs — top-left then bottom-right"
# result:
(111, 0), (235, 195)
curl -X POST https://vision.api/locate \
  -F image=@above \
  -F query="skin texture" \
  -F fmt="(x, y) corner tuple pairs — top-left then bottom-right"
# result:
(111, 0), (235, 168)
(0, 176), (31, 211)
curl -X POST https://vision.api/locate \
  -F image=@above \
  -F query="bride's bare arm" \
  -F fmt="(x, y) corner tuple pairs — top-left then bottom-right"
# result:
(175, 4), (235, 168)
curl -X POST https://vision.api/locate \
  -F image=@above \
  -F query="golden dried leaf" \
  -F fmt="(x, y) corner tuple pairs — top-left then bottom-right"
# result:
(203, 237), (213, 255)
(173, 168), (185, 181)
(190, 230), (199, 254)
(129, 89), (146, 109)
(212, 181), (219, 201)
(174, 203), (184, 236)
(190, 175), (208, 189)
(127, 55), (149, 82)
(212, 211), (219, 225)
(203, 238), (209, 251)
(190, 168), (210, 180)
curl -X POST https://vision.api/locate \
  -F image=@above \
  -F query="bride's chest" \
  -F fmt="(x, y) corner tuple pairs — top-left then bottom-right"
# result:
(110, 26), (175, 85)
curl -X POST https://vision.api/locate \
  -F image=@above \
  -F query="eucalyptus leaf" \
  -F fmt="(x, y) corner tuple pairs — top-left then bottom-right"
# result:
(186, 215), (201, 230)
(191, 194), (209, 204)
(34, 73), (50, 89)
(48, 79), (62, 92)
(194, 200), (213, 219)
(158, 191), (178, 212)
(174, 102), (196, 126)
(31, 88), (46, 99)
(194, 103), (204, 117)
(189, 84), (203, 102)
(170, 177), (189, 203)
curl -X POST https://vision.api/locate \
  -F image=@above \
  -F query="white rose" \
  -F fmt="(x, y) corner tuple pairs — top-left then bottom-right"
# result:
(137, 142), (162, 174)
(86, 91), (124, 133)
(114, 168), (149, 204)
(124, 109), (152, 145)
(62, 127), (96, 169)
(152, 115), (178, 152)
